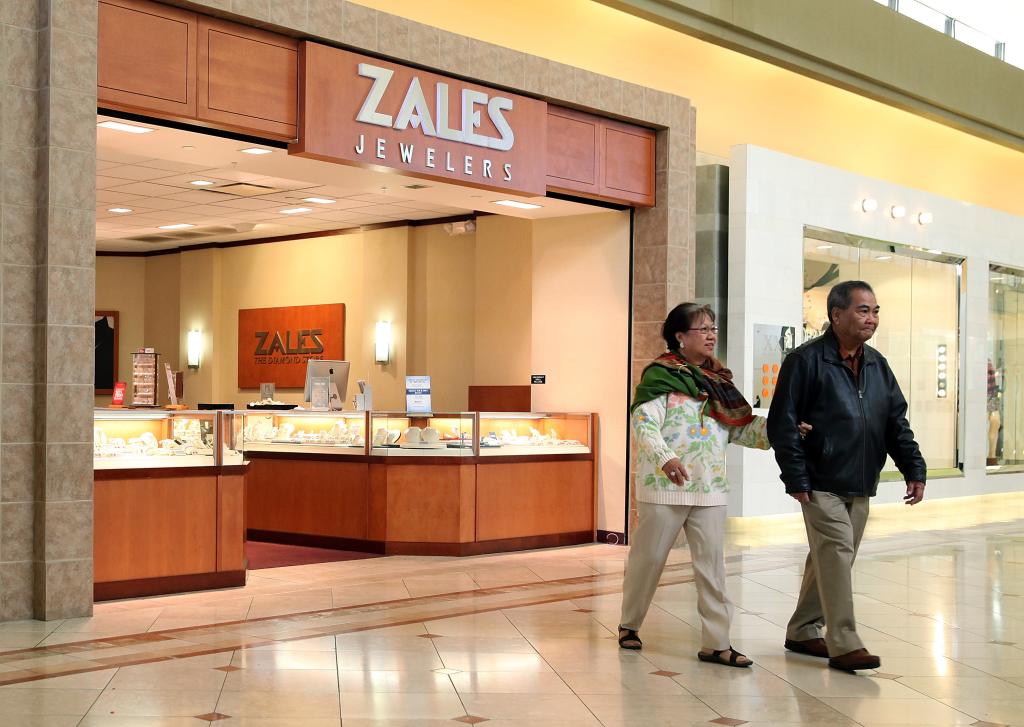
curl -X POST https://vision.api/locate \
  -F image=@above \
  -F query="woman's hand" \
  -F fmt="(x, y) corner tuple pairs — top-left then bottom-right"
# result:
(798, 422), (812, 440)
(661, 457), (689, 483)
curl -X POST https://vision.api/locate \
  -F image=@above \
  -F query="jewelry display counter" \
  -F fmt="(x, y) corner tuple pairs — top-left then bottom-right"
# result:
(93, 409), (247, 600)
(244, 411), (597, 556)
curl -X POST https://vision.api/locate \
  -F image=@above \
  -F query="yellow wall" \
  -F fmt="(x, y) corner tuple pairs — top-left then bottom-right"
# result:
(532, 212), (632, 532)
(94, 257), (146, 406)
(179, 248), (223, 404)
(144, 254), (181, 370)
(353, 0), (1024, 216)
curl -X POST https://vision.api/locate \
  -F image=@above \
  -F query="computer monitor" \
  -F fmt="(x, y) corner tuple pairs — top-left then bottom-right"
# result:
(303, 360), (350, 410)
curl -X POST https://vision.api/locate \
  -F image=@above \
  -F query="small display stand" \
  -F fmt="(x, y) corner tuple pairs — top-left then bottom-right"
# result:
(131, 351), (159, 407)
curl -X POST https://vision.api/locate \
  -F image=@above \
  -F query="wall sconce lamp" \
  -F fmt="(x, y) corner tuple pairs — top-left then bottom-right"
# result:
(890, 204), (906, 219)
(861, 198), (878, 212)
(375, 321), (392, 364)
(187, 330), (202, 370)
(917, 211), (933, 225)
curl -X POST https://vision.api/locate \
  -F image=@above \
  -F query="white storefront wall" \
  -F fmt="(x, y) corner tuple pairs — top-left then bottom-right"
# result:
(727, 145), (1024, 517)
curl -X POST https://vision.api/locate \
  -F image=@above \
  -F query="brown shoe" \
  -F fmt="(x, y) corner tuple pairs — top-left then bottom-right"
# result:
(828, 648), (880, 672)
(784, 637), (828, 658)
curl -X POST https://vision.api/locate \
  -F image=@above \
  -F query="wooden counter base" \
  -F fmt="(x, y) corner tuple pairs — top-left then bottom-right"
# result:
(95, 570), (246, 601)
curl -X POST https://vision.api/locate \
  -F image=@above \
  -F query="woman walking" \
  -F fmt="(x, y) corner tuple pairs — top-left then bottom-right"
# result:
(618, 303), (804, 668)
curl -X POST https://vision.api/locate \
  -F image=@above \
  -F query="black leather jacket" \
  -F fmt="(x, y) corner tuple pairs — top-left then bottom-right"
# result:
(767, 329), (927, 497)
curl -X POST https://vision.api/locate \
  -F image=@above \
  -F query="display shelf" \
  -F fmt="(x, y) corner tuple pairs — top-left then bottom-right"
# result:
(94, 409), (219, 469)
(241, 410), (369, 456)
(477, 412), (591, 456)
(368, 412), (476, 457)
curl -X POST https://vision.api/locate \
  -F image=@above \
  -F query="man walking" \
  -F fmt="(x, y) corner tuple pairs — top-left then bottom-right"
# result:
(767, 280), (927, 672)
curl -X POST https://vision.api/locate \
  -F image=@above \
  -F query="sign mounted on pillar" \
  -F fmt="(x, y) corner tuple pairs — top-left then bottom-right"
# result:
(291, 43), (547, 196)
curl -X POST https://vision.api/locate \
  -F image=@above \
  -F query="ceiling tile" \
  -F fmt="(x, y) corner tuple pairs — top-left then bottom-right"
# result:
(344, 193), (395, 203)
(101, 165), (178, 182)
(164, 190), (229, 203)
(212, 198), (284, 211)
(137, 159), (215, 173)
(106, 181), (184, 197)
(96, 149), (155, 165)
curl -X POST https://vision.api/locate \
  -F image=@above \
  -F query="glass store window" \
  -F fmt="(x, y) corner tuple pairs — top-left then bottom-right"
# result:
(802, 226), (963, 475)
(988, 266), (1024, 470)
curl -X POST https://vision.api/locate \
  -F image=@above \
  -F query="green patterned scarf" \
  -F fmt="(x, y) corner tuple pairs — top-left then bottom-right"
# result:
(631, 351), (754, 427)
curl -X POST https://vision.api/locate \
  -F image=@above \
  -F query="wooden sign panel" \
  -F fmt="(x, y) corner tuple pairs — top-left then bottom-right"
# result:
(291, 43), (547, 196)
(238, 304), (345, 389)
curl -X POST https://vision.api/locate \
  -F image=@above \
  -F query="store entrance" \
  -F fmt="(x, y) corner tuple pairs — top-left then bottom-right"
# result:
(93, 114), (632, 591)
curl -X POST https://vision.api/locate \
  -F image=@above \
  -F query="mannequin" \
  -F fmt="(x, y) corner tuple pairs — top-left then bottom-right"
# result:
(988, 359), (1001, 465)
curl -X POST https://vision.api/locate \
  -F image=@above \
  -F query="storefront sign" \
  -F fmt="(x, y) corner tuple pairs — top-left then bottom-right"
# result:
(291, 43), (547, 196)
(238, 304), (345, 388)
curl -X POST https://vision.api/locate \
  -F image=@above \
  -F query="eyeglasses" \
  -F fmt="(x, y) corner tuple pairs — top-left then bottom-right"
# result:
(688, 326), (719, 335)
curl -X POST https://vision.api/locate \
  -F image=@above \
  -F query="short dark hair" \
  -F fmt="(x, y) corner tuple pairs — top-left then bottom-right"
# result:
(827, 280), (875, 323)
(662, 303), (715, 351)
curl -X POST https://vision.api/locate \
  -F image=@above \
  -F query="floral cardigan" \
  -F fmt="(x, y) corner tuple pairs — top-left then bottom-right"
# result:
(632, 391), (769, 506)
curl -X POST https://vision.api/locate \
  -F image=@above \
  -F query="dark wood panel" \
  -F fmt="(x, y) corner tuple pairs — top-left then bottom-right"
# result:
(468, 385), (531, 412)
(94, 475), (217, 582)
(98, 0), (197, 117)
(198, 16), (299, 140)
(476, 461), (594, 541)
(95, 570), (245, 601)
(544, 107), (599, 191)
(385, 531), (593, 556)
(603, 122), (656, 204)
(217, 473), (246, 572)
(385, 464), (474, 543)
(248, 529), (385, 554)
(245, 456), (368, 538)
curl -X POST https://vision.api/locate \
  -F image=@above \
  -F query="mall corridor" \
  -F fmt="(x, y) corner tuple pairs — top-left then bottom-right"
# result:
(3, 493), (1024, 726)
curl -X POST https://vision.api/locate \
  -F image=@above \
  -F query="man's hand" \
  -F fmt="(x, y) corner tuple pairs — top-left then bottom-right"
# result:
(661, 457), (689, 484)
(904, 481), (925, 505)
(790, 491), (811, 504)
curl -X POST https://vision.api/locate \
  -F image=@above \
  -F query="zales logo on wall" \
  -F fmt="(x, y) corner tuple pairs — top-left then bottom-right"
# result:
(238, 304), (345, 389)
(290, 43), (547, 196)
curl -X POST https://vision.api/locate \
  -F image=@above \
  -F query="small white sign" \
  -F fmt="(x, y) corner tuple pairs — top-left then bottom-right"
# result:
(405, 375), (432, 413)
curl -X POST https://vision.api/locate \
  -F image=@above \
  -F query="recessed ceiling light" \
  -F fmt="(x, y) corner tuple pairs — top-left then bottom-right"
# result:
(240, 147), (272, 155)
(493, 199), (543, 210)
(280, 207), (312, 215)
(190, 180), (215, 186)
(302, 197), (336, 205)
(875, 255), (892, 261)
(158, 223), (195, 230)
(918, 212), (934, 225)
(107, 207), (133, 214)
(890, 204), (906, 219)
(860, 197), (878, 212)
(97, 120), (154, 134)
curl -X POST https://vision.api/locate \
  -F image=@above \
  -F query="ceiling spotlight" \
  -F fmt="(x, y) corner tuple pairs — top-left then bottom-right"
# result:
(107, 207), (133, 214)
(890, 205), (906, 219)
(918, 211), (934, 225)
(493, 199), (543, 210)
(190, 180), (215, 186)
(158, 223), (195, 230)
(302, 197), (336, 204)
(240, 147), (272, 155)
(279, 207), (312, 215)
(97, 120), (154, 134)
(861, 198), (878, 212)
(181, 145), (196, 151)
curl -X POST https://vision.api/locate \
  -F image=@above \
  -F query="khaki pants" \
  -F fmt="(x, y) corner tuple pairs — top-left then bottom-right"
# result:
(787, 491), (870, 656)
(619, 502), (731, 650)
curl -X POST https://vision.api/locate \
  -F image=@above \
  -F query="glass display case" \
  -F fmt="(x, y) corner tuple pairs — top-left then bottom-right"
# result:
(478, 412), (592, 456)
(241, 410), (368, 455)
(369, 411), (476, 457)
(222, 410), (245, 465)
(94, 409), (219, 469)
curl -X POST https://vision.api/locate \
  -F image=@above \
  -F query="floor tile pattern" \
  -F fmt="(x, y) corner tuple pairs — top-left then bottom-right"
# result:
(3, 493), (1024, 725)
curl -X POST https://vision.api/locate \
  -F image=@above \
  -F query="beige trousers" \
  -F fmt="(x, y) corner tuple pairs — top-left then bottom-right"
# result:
(787, 491), (870, 656)
(619, 502), (732, 650)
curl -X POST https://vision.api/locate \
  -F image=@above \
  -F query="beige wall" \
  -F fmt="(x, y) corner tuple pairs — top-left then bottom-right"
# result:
(94, 257), (146, 406)
(144, 255), (181, 372)
(532, 212), (631, 533)
(474, 216), (533, 386)
(179, 249), (223, 404)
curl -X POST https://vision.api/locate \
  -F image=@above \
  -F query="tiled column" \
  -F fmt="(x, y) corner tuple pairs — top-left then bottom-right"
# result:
(0, 1), (96, 621)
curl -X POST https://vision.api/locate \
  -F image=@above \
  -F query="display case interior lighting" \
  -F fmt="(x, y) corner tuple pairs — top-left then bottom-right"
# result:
(861, 198), (878, 212)
(493, 199), (543, 210)
(918, 211), (934, 225)
(187, 330), (202, 370)
(97, 120), (154, 134)
(936, 344), (948, 399)
(890, 204), (906, 219)
(375, 321), (392, 364)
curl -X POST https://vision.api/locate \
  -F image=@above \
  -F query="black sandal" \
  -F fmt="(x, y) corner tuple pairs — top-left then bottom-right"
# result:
(697, 646), (752, 668)
(618, 628), (642, 650)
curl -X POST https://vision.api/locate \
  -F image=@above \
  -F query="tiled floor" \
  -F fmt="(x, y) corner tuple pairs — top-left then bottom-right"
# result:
(5, 493), (1024, 726)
